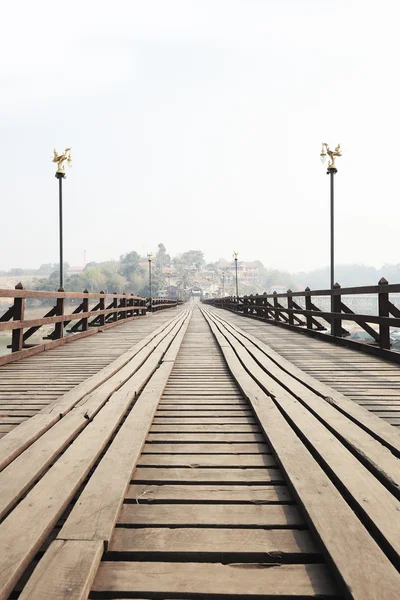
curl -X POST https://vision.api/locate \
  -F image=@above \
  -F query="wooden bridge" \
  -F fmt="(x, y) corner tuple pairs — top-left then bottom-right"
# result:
(0, 291), (399, 599)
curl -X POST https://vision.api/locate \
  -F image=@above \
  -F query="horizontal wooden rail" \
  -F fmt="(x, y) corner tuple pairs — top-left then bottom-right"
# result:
(0, 285), (180, 366)
(0, 289), (139, 300)
(147, 298), (180, 312)
(203, 278), (400, 360)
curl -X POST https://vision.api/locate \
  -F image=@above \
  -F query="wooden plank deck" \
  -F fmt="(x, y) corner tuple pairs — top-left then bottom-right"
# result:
(0, 307), (182, 437)
(211, 307), (400, 427)
(0, 303), (399, 599)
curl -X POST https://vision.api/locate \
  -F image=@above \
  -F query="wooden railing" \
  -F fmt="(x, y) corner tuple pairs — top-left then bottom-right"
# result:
(0, 285), (149, 366)
(148, 297), (180, 312)
(203, 278), (400, 360)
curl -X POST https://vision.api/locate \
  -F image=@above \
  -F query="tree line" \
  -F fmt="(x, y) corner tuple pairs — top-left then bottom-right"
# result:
(29, 245), (206, 296)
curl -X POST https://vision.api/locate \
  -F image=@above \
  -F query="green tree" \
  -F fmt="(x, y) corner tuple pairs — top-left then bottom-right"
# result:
(138, 268), (167, 297)
(155, 243), (171, 270)
(119, 251), (142, 280)
(175, 250), (205, 270)
(83, 267), (107, 292)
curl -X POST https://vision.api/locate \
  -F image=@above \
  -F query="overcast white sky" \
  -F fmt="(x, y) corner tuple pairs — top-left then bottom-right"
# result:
(1, 0), (399, 272)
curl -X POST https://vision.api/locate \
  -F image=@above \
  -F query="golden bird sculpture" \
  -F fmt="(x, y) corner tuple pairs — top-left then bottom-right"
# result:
(52, 148), (72, 173)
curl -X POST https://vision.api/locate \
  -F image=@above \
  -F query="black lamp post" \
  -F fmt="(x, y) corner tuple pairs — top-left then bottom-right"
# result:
(147, 253), (153, 311)
(233, 251), (239, 309)
(320, 143), (342, 321)
(55, 172), (65, 290)
(222, 271), (225, 305)
(52, 148), (72, 290)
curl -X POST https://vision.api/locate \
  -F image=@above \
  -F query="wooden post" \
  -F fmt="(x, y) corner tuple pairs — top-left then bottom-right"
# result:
(54, 287), (65, 339)
(113, 293), (118, 322)
(378, 277), (390, 349)
(82, 289), (89, 331)
(273, 292), (279, 322)
(121, 292), (127, 321)
(262, 293), (267, 320)
(287, 289), (294, 326)
(305, 288), (313, 331)
(99, 291), (106, 326)
(332, 282), (342, 337)
(243, 295), (248, 315)
(11, 283), (25, 352)
(128, 294), (134, 318)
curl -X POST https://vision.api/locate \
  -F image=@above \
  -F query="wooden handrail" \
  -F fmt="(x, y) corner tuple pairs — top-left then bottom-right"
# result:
(0, 289), (144, 300)
(0, 285), (148, 365)
(202, 278), (400, 357)
(0, 285), (180, 366)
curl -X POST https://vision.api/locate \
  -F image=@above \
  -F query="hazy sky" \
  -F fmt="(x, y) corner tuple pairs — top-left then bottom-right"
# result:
(1, 1), (399, 272)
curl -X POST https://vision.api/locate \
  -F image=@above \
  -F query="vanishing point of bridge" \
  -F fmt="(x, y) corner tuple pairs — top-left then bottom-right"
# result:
(0, 286), (399, 599)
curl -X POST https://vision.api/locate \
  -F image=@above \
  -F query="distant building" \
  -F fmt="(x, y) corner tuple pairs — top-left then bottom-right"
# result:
(187, 285), (203, 297)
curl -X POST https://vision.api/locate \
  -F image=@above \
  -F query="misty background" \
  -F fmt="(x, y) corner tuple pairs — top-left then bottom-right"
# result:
(1, 0), (400, 285)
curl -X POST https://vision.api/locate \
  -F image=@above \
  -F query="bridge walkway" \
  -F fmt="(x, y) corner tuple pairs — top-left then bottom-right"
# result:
(211, 307), (400, 427)
(0, 307), (182, 438)
(0, 304), (398, 598)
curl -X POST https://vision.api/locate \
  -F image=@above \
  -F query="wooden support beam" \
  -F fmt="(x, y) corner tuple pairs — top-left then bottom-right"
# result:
(11, 283), (25, 353)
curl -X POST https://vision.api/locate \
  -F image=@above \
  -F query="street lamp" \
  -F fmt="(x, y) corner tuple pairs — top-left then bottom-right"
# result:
(147, 253), (153, 311)
(52, 148), (72, 290)
(320, 143), (342, 315)
(233, 251), (239, 309)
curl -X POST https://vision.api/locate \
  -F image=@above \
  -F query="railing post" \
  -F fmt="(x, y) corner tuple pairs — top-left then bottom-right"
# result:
(82, 289), (89, 331)
(121, 292), (127, 320)
(332, 282), (342, 337)
(305, 287), (312, 331)
(11, 282), (25, 352)
(243, 295), (248, 315)
(273, 292), (279, 322)
(113, 293), (118, 322)
(99, 291), (106, 326)
(287, 289), (294, 326)
(54, 287), (65, 339)
(262, 293), (267, 319)
(378, 277), (390, 349)
(128, 294), (133, 318)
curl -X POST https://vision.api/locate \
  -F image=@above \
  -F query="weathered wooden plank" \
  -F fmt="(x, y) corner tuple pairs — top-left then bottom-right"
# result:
(132, 467), (283, 483)
(146, 433), (265, 442)
(110, 527), (317, 555)
(0, 412), (86, 520)
(126, 484), (292, 503)
(92, 562), (338, 597)
(149, 424), (259, 432)
(19, 540), (103, 600)
(152, 416), (256, 423)
(155, 409), (253, 416)
(137, 454), (276, 467)
(142, 442), (270, 454)
(118, 504), (302, 526)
